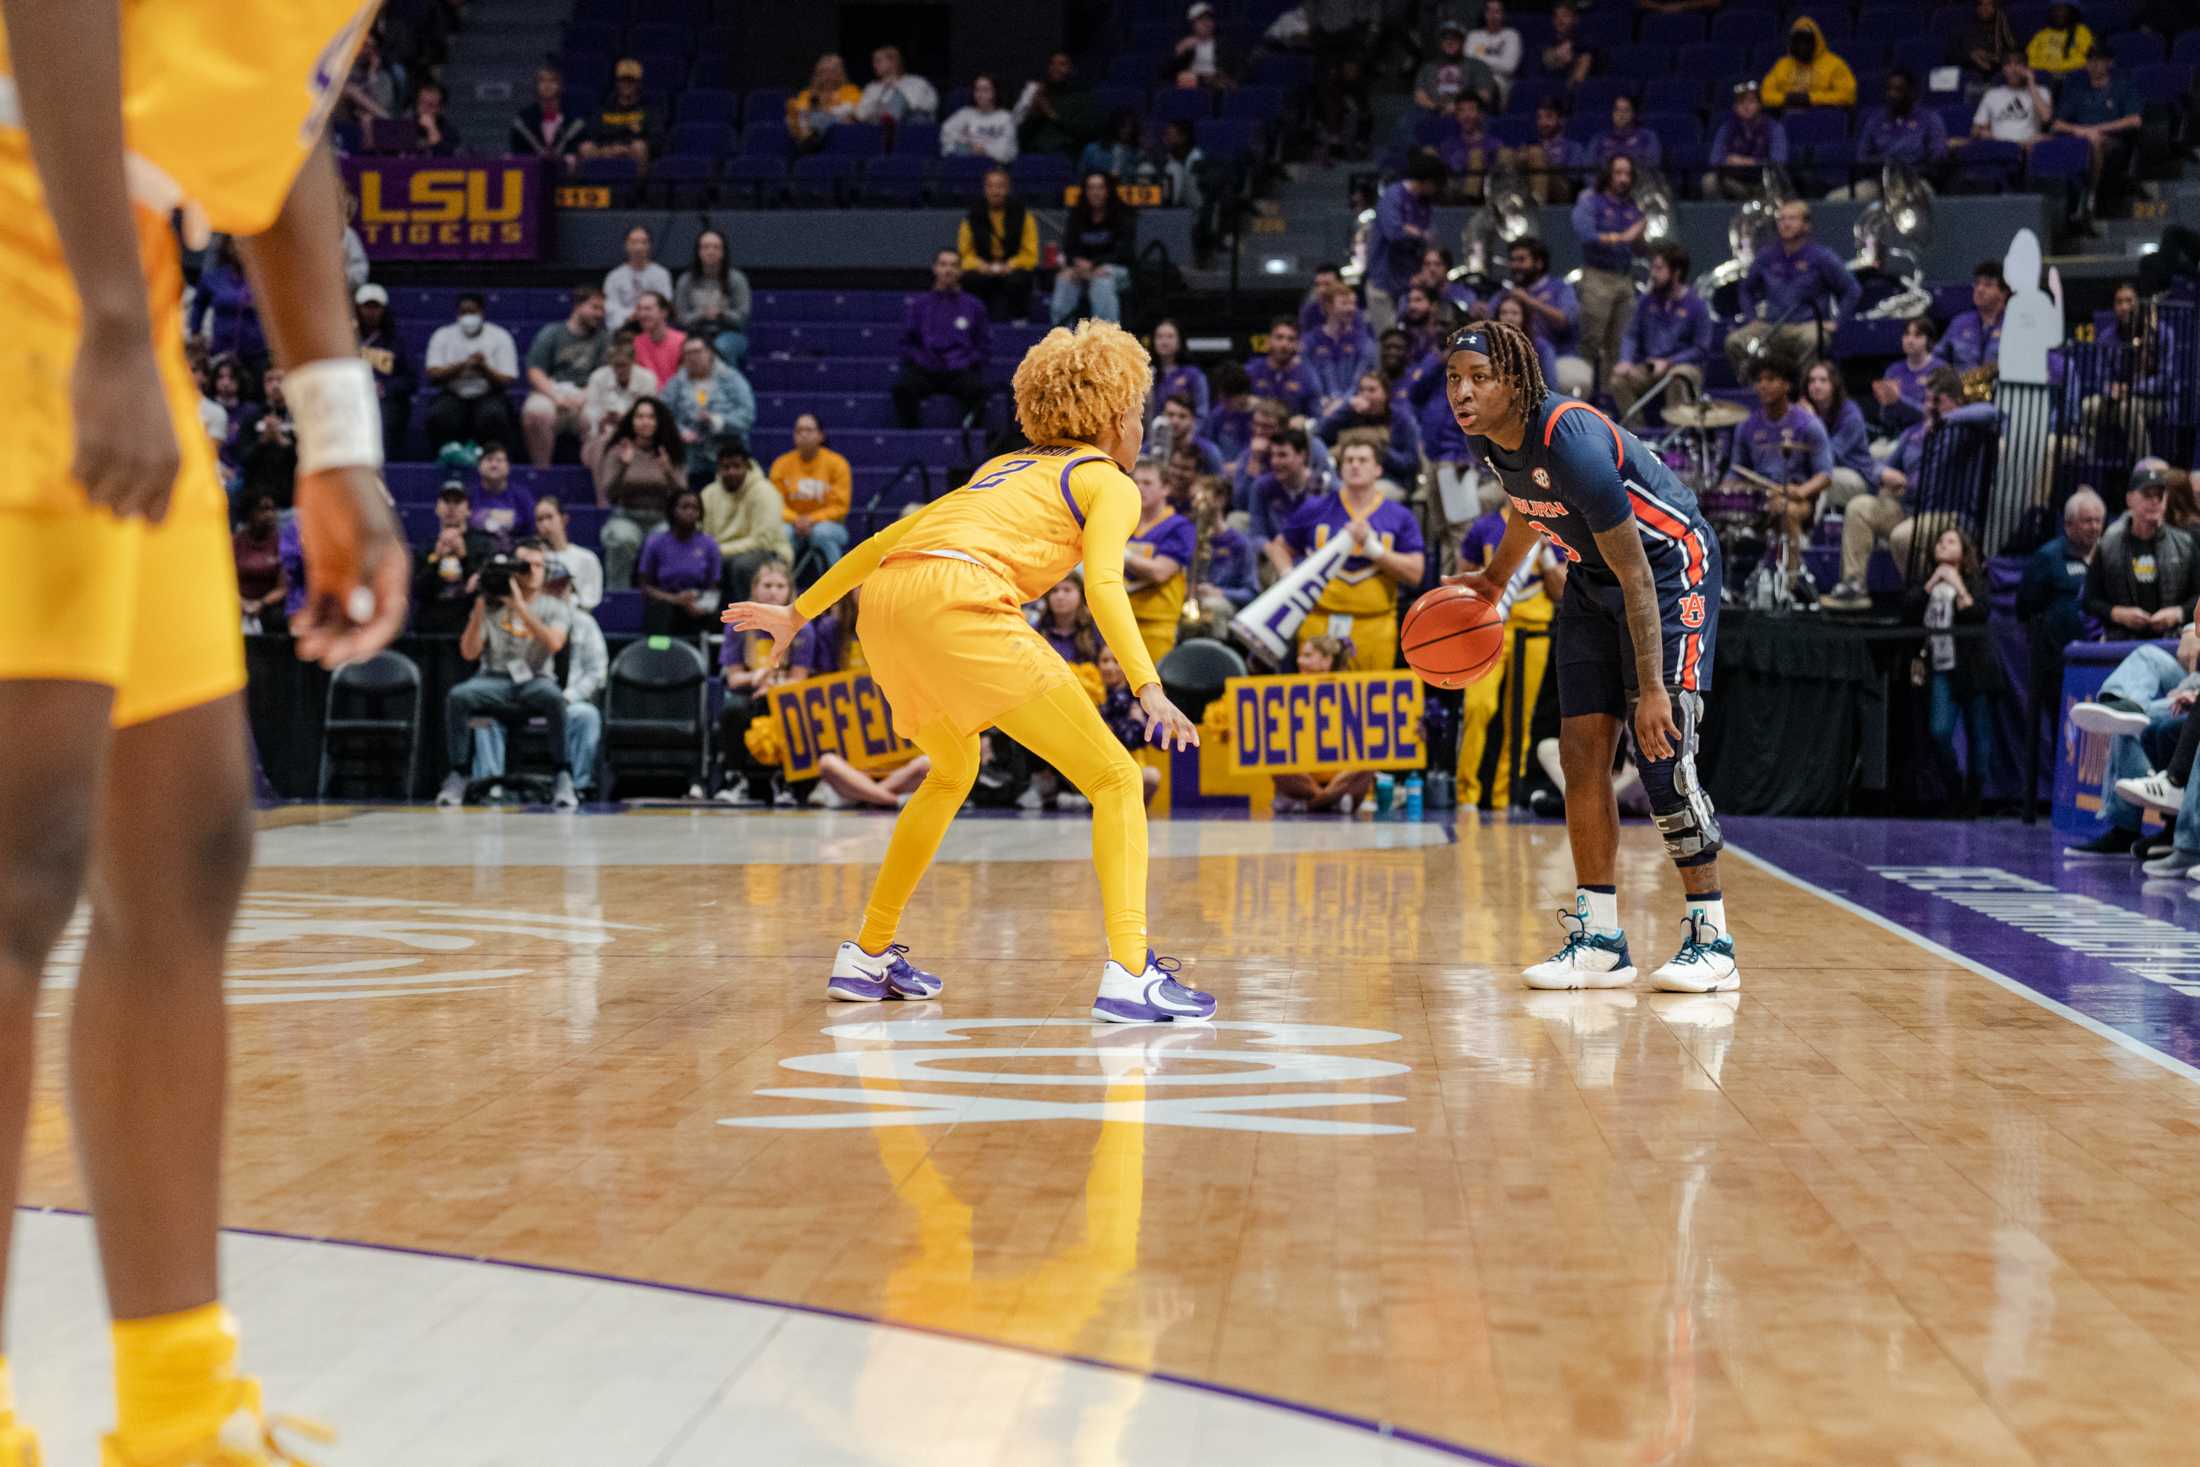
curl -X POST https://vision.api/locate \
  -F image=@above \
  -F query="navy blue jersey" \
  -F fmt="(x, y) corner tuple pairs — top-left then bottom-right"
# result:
(1470, 396), (1716, 597)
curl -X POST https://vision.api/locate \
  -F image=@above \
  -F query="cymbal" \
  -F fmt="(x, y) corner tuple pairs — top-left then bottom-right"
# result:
(1663, 399), (1748, 430)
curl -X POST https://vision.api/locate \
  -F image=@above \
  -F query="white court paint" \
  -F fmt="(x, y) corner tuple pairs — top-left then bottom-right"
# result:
(1, 1211), (1480, 1467)
(252, 809), (1454, 868)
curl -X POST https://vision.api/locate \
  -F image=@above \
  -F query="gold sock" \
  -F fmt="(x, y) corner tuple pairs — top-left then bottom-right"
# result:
(111, 1304), (239, 1458)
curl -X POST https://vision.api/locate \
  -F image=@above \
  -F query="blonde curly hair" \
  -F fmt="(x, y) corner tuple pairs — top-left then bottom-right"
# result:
(1012, 319), (1154, 447)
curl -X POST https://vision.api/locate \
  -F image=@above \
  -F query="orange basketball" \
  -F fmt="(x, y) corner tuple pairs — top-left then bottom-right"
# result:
(1401, 586), (1504, 689)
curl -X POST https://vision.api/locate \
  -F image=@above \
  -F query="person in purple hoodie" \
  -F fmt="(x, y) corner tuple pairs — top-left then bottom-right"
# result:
(1146, 318), (1209, 426)
(1847, 70), (1948, 200)
(468, 444), (536, 553)
(1703, 83), (1790, 201)
(1588, 95), (1661, 174)
(1934, 259), (2010, 373)
(1571, 154), (1647, 396)
(1721, 360), (1833, 590)
(892, 248), (991, 428)
(1868, 315), (1938, 437)
(1304, 286), (1379, 413)
(1365, 153), (1444, 332)
(1724, 200), (1860, 380)
(1803, 360), (1876, 511)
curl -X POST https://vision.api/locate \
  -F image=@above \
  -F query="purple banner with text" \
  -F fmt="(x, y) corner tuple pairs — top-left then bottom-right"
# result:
(342, 157), (546, 261)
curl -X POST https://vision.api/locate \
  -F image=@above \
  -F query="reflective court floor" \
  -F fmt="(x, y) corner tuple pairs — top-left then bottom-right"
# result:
(11, 807), (2200, 1465)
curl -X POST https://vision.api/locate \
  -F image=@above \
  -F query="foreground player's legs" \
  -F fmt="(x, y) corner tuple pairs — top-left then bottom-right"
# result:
(73, 693), (258, 1462)
(0, 680), (114, 1464)
(1639, 690), (1739, 993)
(1524, 711), (1639, 990)
(993, 681), (1214, 1023)
(824, 720), (978, 1002)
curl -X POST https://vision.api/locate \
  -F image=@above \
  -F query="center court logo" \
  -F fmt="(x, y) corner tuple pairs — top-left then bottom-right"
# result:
(718, 1016), (1416, 1136)
(39, 891), (645, 1008)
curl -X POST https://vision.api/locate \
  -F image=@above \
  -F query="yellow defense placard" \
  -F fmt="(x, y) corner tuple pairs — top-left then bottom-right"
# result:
(767, 671), (919, 781)
(1222, 670), (1425, 776)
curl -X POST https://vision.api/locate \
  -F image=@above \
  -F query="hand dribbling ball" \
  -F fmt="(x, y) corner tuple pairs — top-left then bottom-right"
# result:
(1401, 585), (1504, 689)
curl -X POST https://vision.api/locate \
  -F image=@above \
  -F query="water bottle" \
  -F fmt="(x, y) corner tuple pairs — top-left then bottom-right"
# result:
(1373, 772), (1395, 815)
(1403, 773), (1424, 821)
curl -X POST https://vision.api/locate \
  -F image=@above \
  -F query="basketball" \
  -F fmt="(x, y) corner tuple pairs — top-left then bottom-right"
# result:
(1401, 586), (1504, 688)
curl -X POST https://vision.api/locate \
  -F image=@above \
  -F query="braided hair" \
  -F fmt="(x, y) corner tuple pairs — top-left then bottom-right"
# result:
(1446, 318), (1548, 436)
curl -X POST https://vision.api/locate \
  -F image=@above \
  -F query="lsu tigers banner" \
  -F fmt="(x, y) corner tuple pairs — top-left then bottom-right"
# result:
(341, 157), (546, 260)
(1222, 670), (1425, 776)
(767, 671), (918, 781)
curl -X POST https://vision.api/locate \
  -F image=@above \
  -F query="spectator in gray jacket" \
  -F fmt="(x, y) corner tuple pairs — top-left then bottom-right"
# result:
(469, 556), (608, 796)
(674, 228), (753, 369)
(665, 337), (757, 482)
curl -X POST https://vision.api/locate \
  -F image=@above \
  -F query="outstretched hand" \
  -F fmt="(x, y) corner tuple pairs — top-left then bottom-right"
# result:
(1137, 683), (1201, 753)
(720, 600), (805, 667)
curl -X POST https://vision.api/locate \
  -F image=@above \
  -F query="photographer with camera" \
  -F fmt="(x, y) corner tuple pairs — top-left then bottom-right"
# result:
(436, 537), (577, 810)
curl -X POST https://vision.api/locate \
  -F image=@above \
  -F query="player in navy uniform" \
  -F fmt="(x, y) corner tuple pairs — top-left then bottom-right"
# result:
(1442, 321), (1739, 993)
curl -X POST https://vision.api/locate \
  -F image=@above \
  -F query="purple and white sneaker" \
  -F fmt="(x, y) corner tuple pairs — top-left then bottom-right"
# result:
(825, 941), (944, 1003)
(1090, 951), (1216, 1024)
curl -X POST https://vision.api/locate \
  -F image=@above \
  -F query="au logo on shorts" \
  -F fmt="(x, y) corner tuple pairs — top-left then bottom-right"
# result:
(1532, 468), (1551, 488)
(1679, 592), (1707, 629)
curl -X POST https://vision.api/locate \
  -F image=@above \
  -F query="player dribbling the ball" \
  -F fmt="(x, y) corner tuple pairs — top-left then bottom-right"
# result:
(1443, 322), (1739, 993)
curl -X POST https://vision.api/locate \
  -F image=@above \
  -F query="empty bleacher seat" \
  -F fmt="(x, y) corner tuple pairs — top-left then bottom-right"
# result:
(722, 155), (787, 206)
(678, 89), (737, 125)
(670, 121), (733, 157)
(788, 154), (857, 204)
(1150, 88), (1214, 125)
(1009, 154), (1070, 200)
(859, 155), (929, 205)
(755, 391), (897, 429)
(1195, 118), (1259, 162)
(1644, 77), (1705, 115)
(892, 121), (939, 156)
(2111, 31), (2167, 68)
(573, 155), (641, 182)
(1639, 15), (1706, 48)
(2133, 63), (2192, 106)
(822, 123), (886, 158)
(1224, 85), (1285, 124)
(753, 289), (907, 323)
(739, 123), (791, 156)
(2025, 134), (2093, 188)
(743, 88), (791, 125)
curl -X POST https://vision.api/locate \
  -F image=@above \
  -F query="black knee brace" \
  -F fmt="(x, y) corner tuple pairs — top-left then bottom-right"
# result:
(1631, 688), (1723, 867)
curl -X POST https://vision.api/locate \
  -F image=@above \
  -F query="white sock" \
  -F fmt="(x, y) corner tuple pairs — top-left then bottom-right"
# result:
(1687, 894), (1727, 940)
(1579, 886), (1620, 933)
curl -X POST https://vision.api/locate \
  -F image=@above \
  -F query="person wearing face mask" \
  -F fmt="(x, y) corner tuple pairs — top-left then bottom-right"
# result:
(423, 291), (519, 455)
(1761, 16), (1857, 111)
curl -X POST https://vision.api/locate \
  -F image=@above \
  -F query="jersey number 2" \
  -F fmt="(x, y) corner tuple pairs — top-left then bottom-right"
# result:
(966, 459), (1038, 492)
(1525, 520), (1582, 563)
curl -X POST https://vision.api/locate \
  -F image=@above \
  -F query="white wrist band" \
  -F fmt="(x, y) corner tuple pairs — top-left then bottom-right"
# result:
(287, 357), (384, 474)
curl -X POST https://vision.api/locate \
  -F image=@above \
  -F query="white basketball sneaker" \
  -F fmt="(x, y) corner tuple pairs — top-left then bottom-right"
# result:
(1649, 913), (1741, 993)
(1522, 905), (1637, 989)
(1091, 951), (1217, 1023)
(824, 941), (943, 1002)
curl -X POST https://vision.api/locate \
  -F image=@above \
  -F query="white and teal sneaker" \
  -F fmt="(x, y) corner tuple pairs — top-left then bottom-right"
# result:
(1522, 906), (1637, 990)
(1649, 914), (1740, 993)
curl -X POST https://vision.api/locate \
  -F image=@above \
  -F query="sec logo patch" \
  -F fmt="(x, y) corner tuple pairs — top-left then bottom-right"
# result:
(1532, 468), (1550, 488)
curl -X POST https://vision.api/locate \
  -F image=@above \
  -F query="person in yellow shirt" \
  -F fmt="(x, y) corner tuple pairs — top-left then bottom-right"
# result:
(1761, 17), (1857, 110)
(723, 320), (1215, 1023)
(1265, 440), (1429, 672)
(786, 53), (863, 146)
(0, 3), (411, 1464)
(2025, 3), (2094, 75)
(1123, 459), (1195, 674)
(957, 166), (1041, 322)
(768, 413), (853, 570)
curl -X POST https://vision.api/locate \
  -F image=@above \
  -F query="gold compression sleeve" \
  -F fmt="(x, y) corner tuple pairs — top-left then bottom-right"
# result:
(1075, 463), (1162, 694)
(792, 504), (932, 620)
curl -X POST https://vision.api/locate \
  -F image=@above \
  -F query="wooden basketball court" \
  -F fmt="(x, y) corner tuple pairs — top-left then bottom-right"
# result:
(10, 806), (2200, 1465)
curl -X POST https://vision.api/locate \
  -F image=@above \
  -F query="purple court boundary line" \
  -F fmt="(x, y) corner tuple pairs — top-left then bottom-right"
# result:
(1724, 841), (2200, 1089)
(14, 1203), (1534, 1467)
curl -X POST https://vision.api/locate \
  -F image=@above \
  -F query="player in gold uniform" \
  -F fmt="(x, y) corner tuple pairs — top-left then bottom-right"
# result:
(722, 321), (1218, 1024)
(0, 3), (408, 1463)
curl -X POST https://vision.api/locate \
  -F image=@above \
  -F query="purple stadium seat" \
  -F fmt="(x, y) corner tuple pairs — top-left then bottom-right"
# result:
(1195, 118), (1259, 161)
(678, 89), (737, 125)
(627, 23), (688, 56)
(2089, 0), (2137, 29)
(1247, 53), (1314, 92)
(1225, 86), (1285, 123)
(1644, 78), (1705, 115)
(788, 154), (857, 204)
(670, 122), (733, 158)
(595, 592), (644, 636)
(822, 124), (886, 159)
(1489, 116), (1535, 148)
(1574, 77), (1629, 119)
(1608, 44), (1673, 79)
(562, 22), (619, 57)
(743, 89), (790, 126)
(1010, 154), (1071, 201)
(1639, 14), (1707, 48)
(721, 155), (786, 206)
(2175, 32), (2200, 68)
(687, 56), (731, 90)
(937, 154), (992, 198)
(1151, 88), (1215, 125)
(858, 156), (929, 205)
(572, 154), (640, 182)
(2133, 63), (2192, 106)
(1678, 42), (1748, 83)
(650, 156), (718, 190)
(739, 123), (791, 157)
(1644, 112), (1704, 155)
(893, 122), (939, 156)
(1711, 11), (1779, 48)
(2026, 134), (2093, 186)
(2111, 31), (2167, 68)
(1949, 138), (2022, 192)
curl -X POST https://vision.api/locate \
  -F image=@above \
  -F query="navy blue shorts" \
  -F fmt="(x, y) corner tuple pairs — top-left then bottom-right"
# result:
(1552, 546), (1721, 720)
